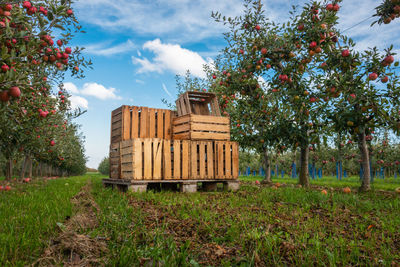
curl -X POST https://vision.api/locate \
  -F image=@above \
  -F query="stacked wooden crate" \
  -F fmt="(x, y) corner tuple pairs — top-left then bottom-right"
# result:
(107, 91), (239, 191)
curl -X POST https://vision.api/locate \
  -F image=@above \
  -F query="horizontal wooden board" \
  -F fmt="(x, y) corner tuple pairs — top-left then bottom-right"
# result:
(191, 132), (230, 141)
(190, 114), (229, 124)
(191, 123), (229, 132)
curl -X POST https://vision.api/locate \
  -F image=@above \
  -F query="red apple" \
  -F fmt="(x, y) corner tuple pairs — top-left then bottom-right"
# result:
(23, 1), (32, 9)
(50, 140), (55, 146)
(57, 39), (63, 46)
(8, 86), (21, 98)
(5, 185), (11, 191)
(333, 4), (340, 11)
(0, 91), (9, 102)
(384, 55), (394, 64)
(66, 9), (73, 16)
(341, 49), (350, 57)
(65, 47), (72, 54)
(326, 3), (334, 11)
(368, 73), (378, 81)
(297, 24), (304, 31)
(255, 24), (261, 31)
(4, 4), (12, 11)
(1, 64), (9, 72)
(309, 41), (317, 49)
(381, 76), (389, 83)
(261, 48), (267, 55)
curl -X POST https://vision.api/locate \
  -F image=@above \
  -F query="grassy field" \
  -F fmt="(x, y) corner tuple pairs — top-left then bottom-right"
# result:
(0, 174), (399, 266)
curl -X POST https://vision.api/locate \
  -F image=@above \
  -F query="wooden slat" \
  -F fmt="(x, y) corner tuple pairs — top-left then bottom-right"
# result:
(191, 142), (198, 179)
(149, 109), (156, 138)
(182, 140), (189, 179)
(207, 142), (214, 179)
(143, 139), (152, 179)
(172, 114), (191, 125)
(131, 106), (139, 138)
(225, 143), (232, 178)
(232, 142), (239, 178)
(217, 142), (224, 178)
(164, 110), (171, 139)
(190, 114), (230, 124)
(173, 140), (181, 179)
(140, 107), (148, 138)
(153, 139), (162, 179)
(199, 142), (205, 178)
(184, 92), (191, 115)
(173, 132), (190, 140)
(211, 98), (221, 116)
(172, 123), (191, 134)
(163, 140), (172, 179)
(122, 106), (131, 140)
(157, 110), (164, 138)
(191, 123), (229, 132)
(111, 113), (122, 123)
(133, 139), (142, 179)
(175, 98), (182, 116)
(111, 120), (122, 131)
(191, 132), (230, 141)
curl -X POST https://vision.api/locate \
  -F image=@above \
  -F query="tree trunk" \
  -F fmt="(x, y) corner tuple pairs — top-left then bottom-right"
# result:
(261, 149), (272, 184)
(299, 146), (310, 187)
(358, 128), (371, 192)
(20, 155), (29, 179)
(28, 157), (32, 178)
(5, 158), (13, 180)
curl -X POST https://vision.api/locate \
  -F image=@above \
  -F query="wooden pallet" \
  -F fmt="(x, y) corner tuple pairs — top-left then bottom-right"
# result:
(110, 105), (175, 144)
(176, 91), (221, 116)
(118, 139), (239, 180)
(173, 114), (230, 141)
(102, 178), (240, 193)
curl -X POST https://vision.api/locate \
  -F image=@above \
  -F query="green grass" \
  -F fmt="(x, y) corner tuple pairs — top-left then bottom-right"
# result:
(0, 174), (98, 266)
(1, 174), (399, 266)
(241, 175), (400, 191)
(90, 179), (400, 266)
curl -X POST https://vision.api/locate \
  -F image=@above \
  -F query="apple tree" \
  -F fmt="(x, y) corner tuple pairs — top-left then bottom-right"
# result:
(210, 0), (342, 186)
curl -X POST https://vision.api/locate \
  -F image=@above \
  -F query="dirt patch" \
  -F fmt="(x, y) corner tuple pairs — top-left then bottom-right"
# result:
(129, 197), (241, 266)
(35, 181), (108, 266)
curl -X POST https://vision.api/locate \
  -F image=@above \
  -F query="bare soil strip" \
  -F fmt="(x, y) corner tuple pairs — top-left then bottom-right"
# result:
(35, 181), (108, 266)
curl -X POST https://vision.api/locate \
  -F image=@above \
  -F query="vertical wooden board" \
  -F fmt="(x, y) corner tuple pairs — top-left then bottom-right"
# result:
(199, 142), (205, 178)
(149, 109), (156, 138)
(232, 142), (239, 178)
(122, 106), (131, 140)
(217, 142), (224, 178)
(133, 139), (142, 179)
(185, 92), (192, 114)
(157, 110), (164, 138)
(173, 140), (181, 179)
(211, 98), (221, 116)
(143, 139), (152, 179)
(181, 140), (189, 179)
(163, 140), (172, 179)
(153, 139), (162, 179)
(191, 142), (198, 179)
(175, 99), (182, 116)
(164, 110), (171, 139)
(225, 143), (232, 178)
(140, 107), (148, 138)
(207, 142), (214, 179)
(131, 107), (139, 138)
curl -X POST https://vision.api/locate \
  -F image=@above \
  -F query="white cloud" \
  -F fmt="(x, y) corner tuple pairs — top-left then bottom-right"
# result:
(132, 39), (213, 78)
(63, 82), (79, 94)
(135, 79), (145, 84)
(83, 40), (135, 56)
(74, 0), (244, 43)
(70, 95), (89, 110)
(81, 82), (122, 100)
(162, 83), (172, 97)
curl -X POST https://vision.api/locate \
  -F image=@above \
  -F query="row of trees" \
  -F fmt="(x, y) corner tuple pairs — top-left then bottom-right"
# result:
(173, 0), (399, 191)
(0, 1), (90, 179)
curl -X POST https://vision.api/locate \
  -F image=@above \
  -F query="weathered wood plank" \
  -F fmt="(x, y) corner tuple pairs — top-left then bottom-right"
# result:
(157, 110), (164, 138)
(122, 106), (131, 140)
(191, 132), (230, 141)
(149, 109), (156, 138)
(131, 106), (139, 138)
(232, 142), (239, 178)
(153, 139), (162, 179)
(164, 110), (171, 139)
(225, 143), (232, 178)
(207, 142), (214, 179)
(199, 142), (205, 178)
(173, 140), (181, 179)
(191, 141), (198, 179)
(133, 139), (142, 179)
(182, 140), (189, 179)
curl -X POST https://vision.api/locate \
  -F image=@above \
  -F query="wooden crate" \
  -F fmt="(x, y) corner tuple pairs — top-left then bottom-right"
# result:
(109, 142), (121, 179)
(110, 105), (175, 143)
(173, 114), (230, 141)
(120, 139), (163, 180)
(190, 140), (215, 179)
(214, 141), (239, 179)
(118, 139), (239, 180)
(176, 91), (221, 116)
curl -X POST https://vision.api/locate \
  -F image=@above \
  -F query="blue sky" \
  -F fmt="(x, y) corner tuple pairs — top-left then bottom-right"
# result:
(65, 0), (400, 168)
